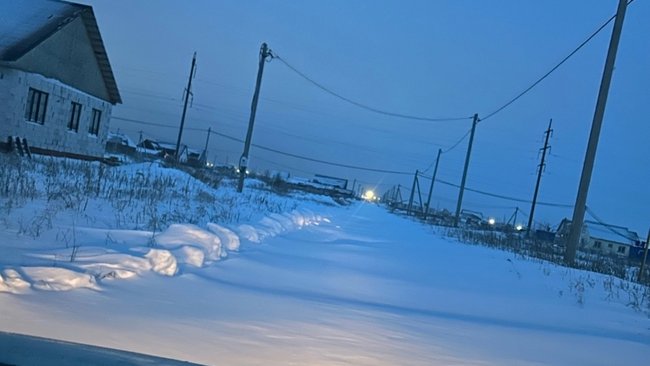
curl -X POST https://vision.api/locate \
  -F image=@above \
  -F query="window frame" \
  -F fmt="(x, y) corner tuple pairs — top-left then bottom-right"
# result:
(68, 102), (82, 132)
(24, 87), (49, 124)
(89, 108), (101, 136)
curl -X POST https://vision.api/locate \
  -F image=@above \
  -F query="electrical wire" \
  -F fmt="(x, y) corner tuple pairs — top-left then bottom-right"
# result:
(442, 129), (472, 154)
(585, 206), (638, 242)
(416, 171), (572, 208)
(480, 2), (633, 122)
(112, 115), (413, 175)
(273, 54), (473, 123)
(248, 144), (412, 175)
(420, 128), (472, 173)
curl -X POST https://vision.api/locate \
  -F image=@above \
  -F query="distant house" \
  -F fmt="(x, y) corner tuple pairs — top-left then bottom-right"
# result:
(556, 219), (640, 258)
(0, 0), (121, 159)
(156, 141), (180, 158)
(135, 138), (203, 165)
(105, 132), (136, 155)
(460, 209), (483, 227)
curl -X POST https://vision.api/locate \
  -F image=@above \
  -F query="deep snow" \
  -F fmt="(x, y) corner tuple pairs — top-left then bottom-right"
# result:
(0, 158), (649, 365)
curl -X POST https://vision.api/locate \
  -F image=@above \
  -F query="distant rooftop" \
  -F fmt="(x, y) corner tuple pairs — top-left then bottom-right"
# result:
(584, 220), (639, 246)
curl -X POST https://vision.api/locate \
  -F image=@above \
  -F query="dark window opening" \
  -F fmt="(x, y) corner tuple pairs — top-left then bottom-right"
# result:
(89, 108), (101, 136)
(24, 88), (49, 124)
(68, 102), (82, 132)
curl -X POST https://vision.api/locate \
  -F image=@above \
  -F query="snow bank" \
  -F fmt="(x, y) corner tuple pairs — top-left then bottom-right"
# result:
(172, 246), (205, 268)
(144, 249), (178, 276)
(155, 224), (224, 261)
(0, 210), (326, 293)
(237, 224), (260, 243)
(22, 267), (99, 291)
(75, 252), (152, 280)
(207, 223), (240, 251)
(235, 210), (324, 245)
(0, 269), (30, 293)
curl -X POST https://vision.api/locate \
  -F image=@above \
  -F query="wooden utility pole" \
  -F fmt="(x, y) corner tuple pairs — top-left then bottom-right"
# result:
(201, 127), (211, 165)
(175, 52), (197, 161)
(454, 113), (479, 226)
(566, 0), (628, 264)
(638, 229), (650, 282)
(527, 119), (553, 235)
(203, 127), (211, 153)
(238, 43), (273, 192)
(424, 148), (442, 220)
(407, 170), (419, 215)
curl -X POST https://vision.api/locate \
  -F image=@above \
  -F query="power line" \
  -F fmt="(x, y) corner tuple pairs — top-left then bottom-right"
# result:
(247, 143), (412, 175)
(420, 128), (471, 174)
(416, 171), (572, 208)
(442, 129), (472, 154)
(585, 206), (637, 242)
(112, 115), (413, 175)
(273, 54), (473, 123)
(480, 2), (633, 122)
(115, 115), (571, 205)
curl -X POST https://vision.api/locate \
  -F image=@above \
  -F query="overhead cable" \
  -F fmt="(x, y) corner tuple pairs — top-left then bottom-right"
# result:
(273, 55), (473, 123)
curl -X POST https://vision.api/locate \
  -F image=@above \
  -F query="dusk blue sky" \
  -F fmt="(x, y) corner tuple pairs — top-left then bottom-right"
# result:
(81, 0), (649, 233)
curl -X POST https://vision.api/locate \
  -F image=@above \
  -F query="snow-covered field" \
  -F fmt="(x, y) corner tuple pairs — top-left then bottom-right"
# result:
(0, 156), (648, 365)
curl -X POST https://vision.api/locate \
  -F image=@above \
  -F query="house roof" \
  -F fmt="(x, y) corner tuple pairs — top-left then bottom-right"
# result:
(584, 220), (639, 246)
(0, 0), (121, 104)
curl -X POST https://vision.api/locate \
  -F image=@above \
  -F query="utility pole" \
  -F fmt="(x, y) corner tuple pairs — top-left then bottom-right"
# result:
(638, 229), (650, 283)
(527, 119), (553, 235)
(202, 127), (211, 165)
(407, 170), (419, 215)
(454, 113), (479, 226)
(566, 0), (628, 264)
(237, 43), (273, 192)
(175, 52), (197, 161)
(203, 127), (211, 153)
(137, 130), (144, 158)
(424, 148), (442, 220)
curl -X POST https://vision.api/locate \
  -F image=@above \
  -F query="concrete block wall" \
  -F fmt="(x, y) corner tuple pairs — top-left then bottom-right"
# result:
(0, 66), (112, 158)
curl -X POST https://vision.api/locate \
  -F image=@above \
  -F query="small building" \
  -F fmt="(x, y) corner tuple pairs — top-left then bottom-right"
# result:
(105, 131), (136, 155)
(0, 0), (121, 159)
(460, 209), (484, 227)
(156, 141), (180, 158)
(556, 218), (640, 258)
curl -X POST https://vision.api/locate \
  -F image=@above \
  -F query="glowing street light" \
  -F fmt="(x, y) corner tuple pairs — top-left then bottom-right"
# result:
(515, 224), (524, 231)
(487, 218), (496, 226)
(362, 190), (376, 201)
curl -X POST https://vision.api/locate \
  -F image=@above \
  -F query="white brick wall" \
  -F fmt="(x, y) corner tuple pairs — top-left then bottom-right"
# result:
(0, 66), (112, 158)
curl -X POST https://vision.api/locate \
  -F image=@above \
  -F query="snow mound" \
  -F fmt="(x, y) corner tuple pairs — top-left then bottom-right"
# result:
(75, 251), (152, 280)
(207, 223), (240, 251)
(237, 224), (260, 243)
(172, 246), (205, 267)
(155, 224), (224, 261)
(236, 210), (325, 244)
(145, 249), (178, 276)
(22, 267), (99, 291)
(0, 269), (31, 293)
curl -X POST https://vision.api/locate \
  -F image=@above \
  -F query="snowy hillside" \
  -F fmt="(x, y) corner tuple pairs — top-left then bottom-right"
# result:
(0, 155), (648, 365)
